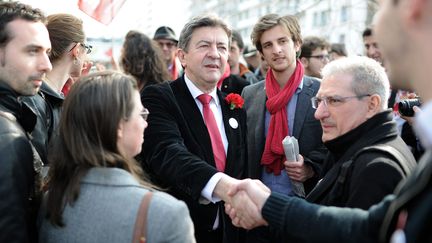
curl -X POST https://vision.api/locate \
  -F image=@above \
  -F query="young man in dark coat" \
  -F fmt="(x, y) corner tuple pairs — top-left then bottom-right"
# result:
(0, 2), (51, 242)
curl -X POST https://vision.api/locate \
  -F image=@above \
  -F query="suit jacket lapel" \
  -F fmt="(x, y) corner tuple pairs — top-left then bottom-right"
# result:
(293, 77), (315, 138)
(250, 83), (267, 155)
(219, 90), (245, 174)
(219, 91), (233, 173)
(170, 78), (215, 166)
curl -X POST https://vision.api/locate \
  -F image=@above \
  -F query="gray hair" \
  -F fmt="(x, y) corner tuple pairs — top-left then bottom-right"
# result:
(178, 14), (232, 52)
(321, 56), (390, 109)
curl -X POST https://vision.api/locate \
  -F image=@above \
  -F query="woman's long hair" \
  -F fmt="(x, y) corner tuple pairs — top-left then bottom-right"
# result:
(120, 30), (171, 90)
(45, 70), (154, 226)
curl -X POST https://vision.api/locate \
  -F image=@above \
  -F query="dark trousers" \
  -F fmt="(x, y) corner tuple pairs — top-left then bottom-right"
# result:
(195, 228), (222, 243)
(246, 226), (283, 243)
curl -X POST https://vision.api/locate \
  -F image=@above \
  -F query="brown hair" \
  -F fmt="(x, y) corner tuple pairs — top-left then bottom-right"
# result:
(46, 13), (85, 63)
(299, 36), (330, 58)
(0, 1), (46, 47)
(45, 70), (155, 226)
(251, 14), (302, 53)
(120, 30), (170, 89)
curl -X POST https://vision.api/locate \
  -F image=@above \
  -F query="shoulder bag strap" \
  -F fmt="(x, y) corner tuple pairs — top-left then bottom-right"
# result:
(355, 144), (413, 176)
(132, 191), (153, 243)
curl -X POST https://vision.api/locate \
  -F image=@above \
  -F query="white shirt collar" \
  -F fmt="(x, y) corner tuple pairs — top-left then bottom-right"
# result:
(184, 74), (220, 106)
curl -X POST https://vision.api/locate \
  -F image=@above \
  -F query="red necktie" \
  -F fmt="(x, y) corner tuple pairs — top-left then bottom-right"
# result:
(197, 94), (226, 172)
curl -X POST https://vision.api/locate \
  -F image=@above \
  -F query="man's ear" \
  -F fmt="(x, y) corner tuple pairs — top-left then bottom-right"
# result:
(69, 43), (81, 59)
(300, 57), (309, 68)
(177, 49), (187, 68)
(366, 94), (382, 118)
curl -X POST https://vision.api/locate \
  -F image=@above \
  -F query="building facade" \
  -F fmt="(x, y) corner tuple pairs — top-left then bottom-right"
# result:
(189, 0), (379, 56)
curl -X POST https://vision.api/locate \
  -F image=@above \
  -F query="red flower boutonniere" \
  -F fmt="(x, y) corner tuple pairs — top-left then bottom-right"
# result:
(225, 93), (244, 110)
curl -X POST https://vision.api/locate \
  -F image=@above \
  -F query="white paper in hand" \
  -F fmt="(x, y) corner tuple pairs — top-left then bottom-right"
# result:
(282, 136), (299, 161)
(282, 136), (305, 198)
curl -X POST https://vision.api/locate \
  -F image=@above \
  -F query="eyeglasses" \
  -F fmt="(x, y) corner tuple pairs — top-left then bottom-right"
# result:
(139, 108), (150, 121)
(69, 43), (93, 54)
(311, 94), (371, 109)
(157, 41), (176, 49)
(305, 54), (330, 61)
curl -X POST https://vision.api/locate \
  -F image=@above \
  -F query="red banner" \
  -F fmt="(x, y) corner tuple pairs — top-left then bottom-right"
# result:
(78, 0), (126, 25)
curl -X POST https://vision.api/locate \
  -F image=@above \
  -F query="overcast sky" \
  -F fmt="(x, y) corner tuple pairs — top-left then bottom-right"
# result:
(21, 0), (190, 39)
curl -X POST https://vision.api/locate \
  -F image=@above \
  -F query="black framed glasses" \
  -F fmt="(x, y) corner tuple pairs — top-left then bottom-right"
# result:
(69, 43), (93, 54)
(311, 94), (371, 109)
(304, 54), (330, 61)
(139, 108), (150, 121)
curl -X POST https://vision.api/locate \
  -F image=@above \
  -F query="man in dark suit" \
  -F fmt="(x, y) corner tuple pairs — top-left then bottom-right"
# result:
(225, 0), (432, 242)
(241, 13), (326, 242)
(140, 15), (247, 243)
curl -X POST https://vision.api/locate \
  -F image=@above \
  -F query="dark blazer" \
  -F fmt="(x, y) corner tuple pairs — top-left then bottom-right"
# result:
(140, 77), (247, 242)
(241, 76), (326, 192)
(220, 74), (250, 95)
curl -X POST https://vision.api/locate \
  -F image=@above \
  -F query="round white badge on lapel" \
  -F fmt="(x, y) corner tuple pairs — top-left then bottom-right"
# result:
(229, 118), (238, 129)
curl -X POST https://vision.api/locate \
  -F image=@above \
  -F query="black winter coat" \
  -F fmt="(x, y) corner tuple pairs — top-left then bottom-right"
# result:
(22, 82), (63, 165)
(306, 110), (417, 209)
(0, 82), (38, 243)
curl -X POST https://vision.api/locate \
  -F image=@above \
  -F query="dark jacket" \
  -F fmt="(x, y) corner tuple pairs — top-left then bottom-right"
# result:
(220, 74), (250, 95)
(22, 82), (63, 164)
(0, 82), (38, 243)
(306, 110), (416, 209)
(140, 77), (247, 243)
(261, 149), (432, 243)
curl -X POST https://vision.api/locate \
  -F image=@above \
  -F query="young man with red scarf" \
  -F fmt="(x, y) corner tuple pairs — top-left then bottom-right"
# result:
(241, 13), (327, 243)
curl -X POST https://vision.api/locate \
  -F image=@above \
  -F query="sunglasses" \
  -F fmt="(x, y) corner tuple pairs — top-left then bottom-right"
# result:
(69, 42), (93, 54)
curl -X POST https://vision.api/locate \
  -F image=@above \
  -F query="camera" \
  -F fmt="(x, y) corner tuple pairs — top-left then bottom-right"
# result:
(398, 98), (421, 117)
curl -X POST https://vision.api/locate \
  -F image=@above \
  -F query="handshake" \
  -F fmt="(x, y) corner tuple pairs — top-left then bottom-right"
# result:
(215, 176), (272, 229)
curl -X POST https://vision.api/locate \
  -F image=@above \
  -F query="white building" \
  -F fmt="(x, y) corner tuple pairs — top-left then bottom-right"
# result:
(189, 0), (379, 56)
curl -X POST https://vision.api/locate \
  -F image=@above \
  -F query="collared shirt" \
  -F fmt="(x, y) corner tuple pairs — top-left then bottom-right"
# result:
(185, 75), (228, 153)
(185, 75), (227, 229)
(261, 78), (304, 196)
(414, 100), (432, 150)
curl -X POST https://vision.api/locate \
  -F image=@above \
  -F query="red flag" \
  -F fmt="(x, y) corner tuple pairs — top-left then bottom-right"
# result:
(105, 47), (113, 57)
(78, 0), (126, 25)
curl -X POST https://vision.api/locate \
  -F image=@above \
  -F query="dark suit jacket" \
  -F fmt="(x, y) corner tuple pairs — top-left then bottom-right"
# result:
(241, 76), (326, 192)
(220, 74), (250, 95)
(140, 77), (247, 242)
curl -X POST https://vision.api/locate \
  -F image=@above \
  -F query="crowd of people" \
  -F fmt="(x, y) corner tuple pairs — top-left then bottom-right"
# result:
(0, 0), (431, 243)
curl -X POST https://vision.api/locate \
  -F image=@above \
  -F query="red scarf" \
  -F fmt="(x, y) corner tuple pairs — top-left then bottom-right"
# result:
(261, 60), (304, 175)
(171, 58), (179, 80)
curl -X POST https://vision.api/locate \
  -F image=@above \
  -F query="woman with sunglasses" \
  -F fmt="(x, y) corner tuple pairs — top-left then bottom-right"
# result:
(38, 71), (195, 243)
